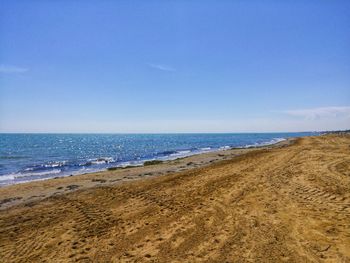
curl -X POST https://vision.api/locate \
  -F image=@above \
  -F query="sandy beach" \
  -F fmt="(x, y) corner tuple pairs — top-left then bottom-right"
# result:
(0, 134), (349, 262)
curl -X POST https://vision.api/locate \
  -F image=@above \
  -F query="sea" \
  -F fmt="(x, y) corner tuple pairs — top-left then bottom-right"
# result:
(0, 132), (317, 186)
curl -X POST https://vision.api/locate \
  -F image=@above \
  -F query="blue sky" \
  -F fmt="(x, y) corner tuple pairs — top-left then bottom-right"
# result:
(1, 0), (349, 132)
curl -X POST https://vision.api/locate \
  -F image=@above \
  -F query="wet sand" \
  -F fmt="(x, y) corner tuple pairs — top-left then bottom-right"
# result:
(0, 134), (349, 262)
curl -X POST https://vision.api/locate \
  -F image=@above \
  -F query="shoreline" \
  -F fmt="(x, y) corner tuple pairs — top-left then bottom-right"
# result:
(1, 133), (349, 262)
(0, 137), (295, 210)
(0, 136), (289, 187)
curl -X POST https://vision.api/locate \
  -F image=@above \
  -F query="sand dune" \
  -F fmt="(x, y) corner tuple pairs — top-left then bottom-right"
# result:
(0, 134), (350, 262)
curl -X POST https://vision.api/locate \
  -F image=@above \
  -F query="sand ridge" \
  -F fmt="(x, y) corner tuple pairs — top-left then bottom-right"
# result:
(0, 134), (349, 262)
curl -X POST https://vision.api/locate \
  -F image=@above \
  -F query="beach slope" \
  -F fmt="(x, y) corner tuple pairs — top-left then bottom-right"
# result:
(0, 134), (350, 262)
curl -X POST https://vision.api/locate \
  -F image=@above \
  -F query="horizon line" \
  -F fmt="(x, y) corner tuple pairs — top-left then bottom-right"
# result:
(0, 130), (330, 135)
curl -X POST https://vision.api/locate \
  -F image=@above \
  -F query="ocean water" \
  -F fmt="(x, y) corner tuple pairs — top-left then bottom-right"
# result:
(0, 132), (316, 186)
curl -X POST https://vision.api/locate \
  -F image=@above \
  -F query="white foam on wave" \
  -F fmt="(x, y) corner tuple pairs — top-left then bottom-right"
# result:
(169, 150), (191, 157)
(261, 137), (286, 146)
(14, 169), (61, 179)
(44, 161), (67, 168)
(200, 147), (211, 151)
(0, 174), (15, 182)
(220, 145), (231, 150)
(243, 138), (286, 148)
(0, 169), (62, 184)
(83, 157), (115, 165)
(118, 160), (144, 167)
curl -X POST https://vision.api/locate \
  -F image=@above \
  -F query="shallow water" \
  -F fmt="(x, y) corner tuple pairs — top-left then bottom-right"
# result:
(0, 132), (316, 185)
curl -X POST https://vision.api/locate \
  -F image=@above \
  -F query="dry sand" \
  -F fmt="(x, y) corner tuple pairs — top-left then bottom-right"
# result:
(0, 134), (349, 262)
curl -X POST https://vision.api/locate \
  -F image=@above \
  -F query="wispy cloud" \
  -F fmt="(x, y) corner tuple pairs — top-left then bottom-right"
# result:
(148, 63), (175, 72)
(0, 64), (28, 73)
(283, 106), (350, 120)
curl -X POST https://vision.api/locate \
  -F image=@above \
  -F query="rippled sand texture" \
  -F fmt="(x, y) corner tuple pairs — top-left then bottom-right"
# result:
(0, 134), (349, 262)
